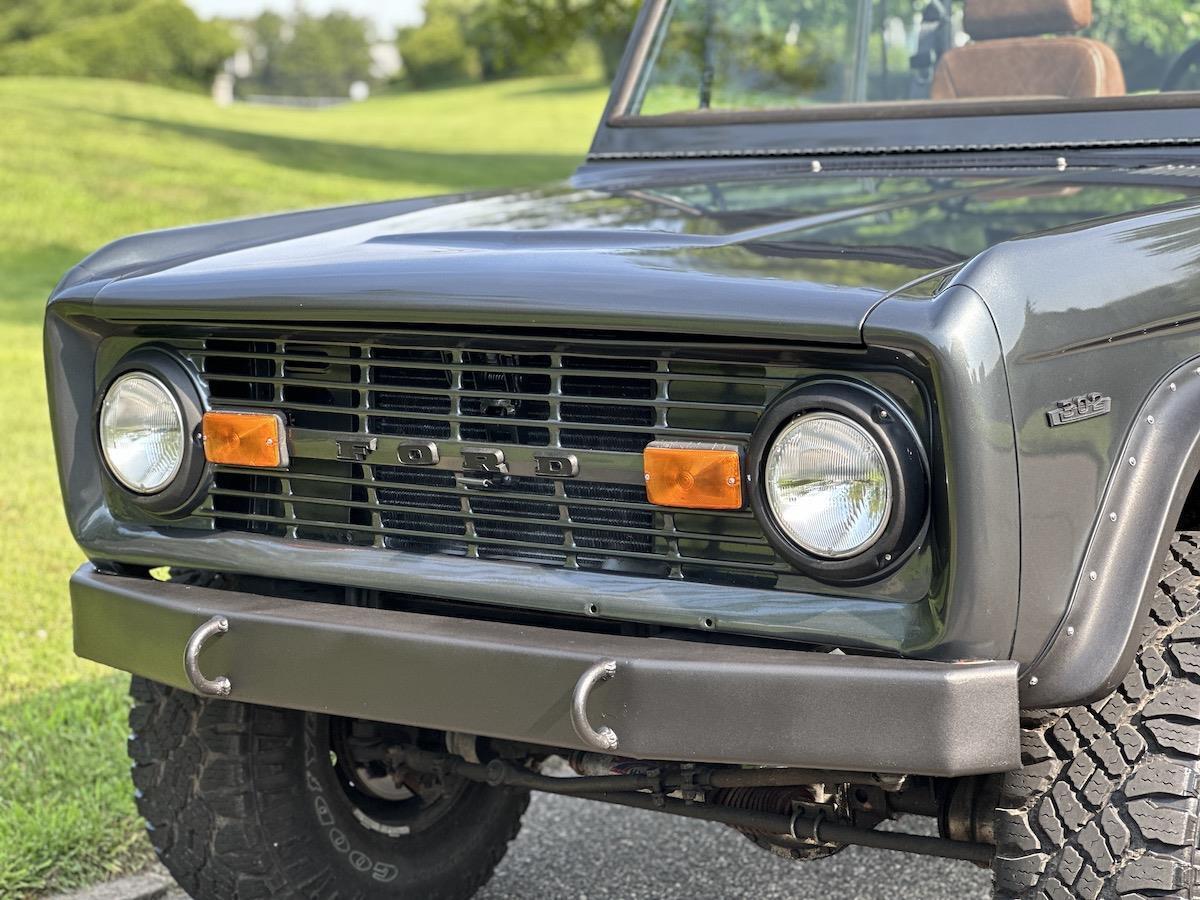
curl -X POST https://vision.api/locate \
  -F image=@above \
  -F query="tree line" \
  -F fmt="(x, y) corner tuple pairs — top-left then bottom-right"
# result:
(0, 0), (234, 88)
(0, 0), (378, 96)
(0, 0), (1195, 97)
(399, 0), (639, 88)
(0, 0), (640, 94)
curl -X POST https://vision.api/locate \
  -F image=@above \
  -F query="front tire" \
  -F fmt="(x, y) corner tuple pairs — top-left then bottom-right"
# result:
(994, 534), (1200, 898)
(128, 677), (528, 899)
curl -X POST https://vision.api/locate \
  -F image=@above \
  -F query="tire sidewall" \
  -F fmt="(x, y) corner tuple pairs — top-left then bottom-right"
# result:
(130, 676), (528, 900)
(283, 711), (524, 898)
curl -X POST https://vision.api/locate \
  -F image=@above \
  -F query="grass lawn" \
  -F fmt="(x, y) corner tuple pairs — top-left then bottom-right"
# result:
(0, 74), (608, 897)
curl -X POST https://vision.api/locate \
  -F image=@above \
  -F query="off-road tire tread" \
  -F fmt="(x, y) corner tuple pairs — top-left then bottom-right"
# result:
(994, 533), (1200, 898)
(128, 677), (528, 899)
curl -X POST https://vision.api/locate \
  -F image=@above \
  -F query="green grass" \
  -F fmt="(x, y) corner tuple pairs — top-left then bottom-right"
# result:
(0, 74), (608, 897)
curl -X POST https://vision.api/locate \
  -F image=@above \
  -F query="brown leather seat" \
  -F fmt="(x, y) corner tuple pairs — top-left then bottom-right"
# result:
(931, 0), (1125, 101)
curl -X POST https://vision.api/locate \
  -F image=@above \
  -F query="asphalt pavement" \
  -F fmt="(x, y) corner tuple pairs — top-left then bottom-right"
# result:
(66, 792), (992, 900)
(477, 793), (992, 900)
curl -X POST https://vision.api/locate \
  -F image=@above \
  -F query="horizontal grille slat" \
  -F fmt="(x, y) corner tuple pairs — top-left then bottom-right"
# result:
(194, 508), (790, 573)
(212, 465), (759, 517)
(186, 349), (794, 386)
(157, 326), (815, 588)
(207, 487), (772, 546)
(197, 374), (764, 412)
(197, 397), (746, 441)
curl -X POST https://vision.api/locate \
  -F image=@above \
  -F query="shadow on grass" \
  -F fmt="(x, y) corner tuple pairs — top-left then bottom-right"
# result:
(0, 244), (88, 327)
(0, 674), (150, 896)
(103, 113), (583, 189)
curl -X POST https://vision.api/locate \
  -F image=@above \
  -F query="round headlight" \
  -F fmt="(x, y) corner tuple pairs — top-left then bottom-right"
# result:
(764, 412), (892, 559)
(99, 372), (185, 494)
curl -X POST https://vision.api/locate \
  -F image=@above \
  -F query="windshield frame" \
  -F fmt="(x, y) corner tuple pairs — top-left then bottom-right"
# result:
(589, 0), (1200, 160)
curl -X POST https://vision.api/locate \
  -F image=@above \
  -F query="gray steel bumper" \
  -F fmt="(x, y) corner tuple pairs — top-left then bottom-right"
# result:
(71, 565), (1021, 777)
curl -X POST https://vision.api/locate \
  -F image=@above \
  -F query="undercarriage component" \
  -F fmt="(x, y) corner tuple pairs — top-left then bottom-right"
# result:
(566, 752), (660, 777)
(712, 784), (847, 860)
(940, 773), (1001, 846)
(585, 789), (995, 865)
(387, 740), (994, 866)
(395, 745), (912, 796)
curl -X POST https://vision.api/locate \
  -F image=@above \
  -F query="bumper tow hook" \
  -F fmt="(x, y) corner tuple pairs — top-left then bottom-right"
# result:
(571, 659), (619, 751)
(183, 615), (232, 697)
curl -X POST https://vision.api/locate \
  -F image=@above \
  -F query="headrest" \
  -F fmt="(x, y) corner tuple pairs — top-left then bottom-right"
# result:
(965, 0), (1092, 40)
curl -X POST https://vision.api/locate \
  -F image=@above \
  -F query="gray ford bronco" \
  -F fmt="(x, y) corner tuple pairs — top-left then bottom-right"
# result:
(46, 0), (1200, 896)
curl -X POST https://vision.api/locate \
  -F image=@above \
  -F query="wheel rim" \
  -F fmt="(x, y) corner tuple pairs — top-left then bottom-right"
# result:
(319, 717), (470, 838)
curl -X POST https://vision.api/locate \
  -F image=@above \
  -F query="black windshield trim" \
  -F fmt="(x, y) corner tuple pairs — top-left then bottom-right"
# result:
(612, 92), (1200, 128)
(588, 137), (1200, 162)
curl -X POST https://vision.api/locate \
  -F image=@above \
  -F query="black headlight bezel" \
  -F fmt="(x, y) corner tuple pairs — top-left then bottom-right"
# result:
(747, 380), (929, 585)
(94, 347), (210, 517)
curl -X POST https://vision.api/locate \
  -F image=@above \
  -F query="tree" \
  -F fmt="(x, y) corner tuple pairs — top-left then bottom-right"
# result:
(398, 0), (639, 84)
(0, 0), (141, 44)
(1090, 0), (1200, 91)
(397, 6), (480, 87)
(240, 10), (374, 97)
(0, 0), (235, 88)
(488, 0), (639, 80)
(246, 11), (287, 94)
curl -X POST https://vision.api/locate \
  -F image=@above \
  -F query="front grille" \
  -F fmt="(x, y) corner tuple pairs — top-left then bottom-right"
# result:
(163, 327), (817, 588)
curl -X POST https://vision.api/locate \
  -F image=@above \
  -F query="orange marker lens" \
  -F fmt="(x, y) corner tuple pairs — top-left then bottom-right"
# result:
(202, 411), (286, 468)
(643, 442), (742, 510)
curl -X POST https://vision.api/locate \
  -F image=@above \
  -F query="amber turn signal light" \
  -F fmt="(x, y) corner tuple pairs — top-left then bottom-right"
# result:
(202, 411), (288, 468)
(643, 441), (742, 510)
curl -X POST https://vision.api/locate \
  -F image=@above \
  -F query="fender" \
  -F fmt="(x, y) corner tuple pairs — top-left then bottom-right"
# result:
(947, 200), (1200, 707)
(1023, 356), (1200, 706)
(862, 284), (1022, 660)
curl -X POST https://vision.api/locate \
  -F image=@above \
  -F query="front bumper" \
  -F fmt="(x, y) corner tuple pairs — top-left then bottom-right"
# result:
(71, 564), (1021, 777)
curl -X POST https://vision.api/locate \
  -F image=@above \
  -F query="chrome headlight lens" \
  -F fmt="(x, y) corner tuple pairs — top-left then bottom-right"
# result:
(99, 372), (185, 494)
(764, 412), (892, 559)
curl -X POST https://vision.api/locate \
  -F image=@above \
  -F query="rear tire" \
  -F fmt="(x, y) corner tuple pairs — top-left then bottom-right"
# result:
(128, 676), (528, 899)
(993, 534), (1200, 898)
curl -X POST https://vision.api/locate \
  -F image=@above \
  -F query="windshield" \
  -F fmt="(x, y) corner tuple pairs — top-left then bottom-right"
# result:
(630, 0), (1200, 117)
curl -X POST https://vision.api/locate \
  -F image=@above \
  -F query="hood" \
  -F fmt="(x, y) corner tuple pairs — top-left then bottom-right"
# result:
(83, 168), (1200, 344)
